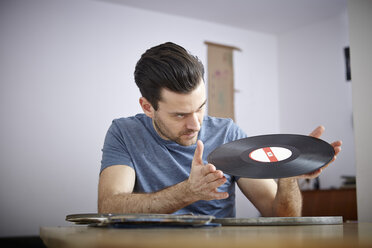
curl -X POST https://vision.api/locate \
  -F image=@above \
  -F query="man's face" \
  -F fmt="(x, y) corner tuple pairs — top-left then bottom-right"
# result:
(152, 81), (206, 146)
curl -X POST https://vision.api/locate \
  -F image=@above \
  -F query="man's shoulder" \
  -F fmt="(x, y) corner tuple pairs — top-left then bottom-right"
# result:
(112, 113), (147, 125)
(109, 114), (149, 132)
(201, 115), (237, 137)
(203, 115), (235, 128)
(202, 115), (247, 142)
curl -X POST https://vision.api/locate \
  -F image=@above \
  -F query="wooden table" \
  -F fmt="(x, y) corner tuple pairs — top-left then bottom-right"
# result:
(40, 223), (372, 248)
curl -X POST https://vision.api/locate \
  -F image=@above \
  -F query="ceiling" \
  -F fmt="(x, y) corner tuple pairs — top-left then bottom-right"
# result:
(99, 0), (347, 34)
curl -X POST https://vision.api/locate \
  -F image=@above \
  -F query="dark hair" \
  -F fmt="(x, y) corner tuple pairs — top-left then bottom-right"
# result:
(134, 42), (204, 110)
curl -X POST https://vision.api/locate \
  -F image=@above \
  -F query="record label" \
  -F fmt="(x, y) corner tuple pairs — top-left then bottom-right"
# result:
(249, 147), (292, 163)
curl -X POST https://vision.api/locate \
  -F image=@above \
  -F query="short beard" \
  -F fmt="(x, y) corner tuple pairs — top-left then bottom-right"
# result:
(153, 114), (197, 146)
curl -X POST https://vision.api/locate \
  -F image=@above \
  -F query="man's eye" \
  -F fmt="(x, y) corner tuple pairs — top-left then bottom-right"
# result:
(176, 114), (185, 118)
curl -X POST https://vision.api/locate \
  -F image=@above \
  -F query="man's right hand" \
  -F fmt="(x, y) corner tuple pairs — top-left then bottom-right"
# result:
(99, 140), (229, 214)
(186, 140), (229, 201)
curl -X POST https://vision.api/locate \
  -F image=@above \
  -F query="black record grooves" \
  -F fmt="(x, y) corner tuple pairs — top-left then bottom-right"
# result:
(207, 134), (335, 179)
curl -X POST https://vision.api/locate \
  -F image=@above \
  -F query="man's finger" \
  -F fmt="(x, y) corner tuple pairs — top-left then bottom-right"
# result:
(208, 177), (227, 189)
(202, 163), (216, 175)
(330, 140), (342, 156)
(309, 126), (325, 138)
(204, 169), (223, 181)
(210, 191), (229, 200)
(331, 140), (342, 147)
(192, 140), (204, 166)
(296, 168), (322, 179)
(334, 147), (341, 156)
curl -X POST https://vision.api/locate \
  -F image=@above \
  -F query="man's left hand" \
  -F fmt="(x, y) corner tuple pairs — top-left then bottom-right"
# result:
(296, 126), (342, 179)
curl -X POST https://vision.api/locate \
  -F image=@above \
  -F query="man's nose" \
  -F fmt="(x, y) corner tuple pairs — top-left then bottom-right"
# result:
(186, 113), (200, 131)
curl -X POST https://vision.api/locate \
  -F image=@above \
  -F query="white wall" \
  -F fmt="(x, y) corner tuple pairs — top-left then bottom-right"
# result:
(0, 0), (277, 236)
(278, 10), (355, 189)
(348, 0), (372, 222)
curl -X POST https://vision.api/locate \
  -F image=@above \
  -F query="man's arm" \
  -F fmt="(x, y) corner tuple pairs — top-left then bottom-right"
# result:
(273, 178), (302, 216)
(98, 140), (228, 214)
(98, 165), (196, 213)
(237, 177), (302, 217)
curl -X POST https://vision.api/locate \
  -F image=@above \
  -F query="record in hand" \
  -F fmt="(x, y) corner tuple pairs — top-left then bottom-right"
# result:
(207, 134), (334, 179)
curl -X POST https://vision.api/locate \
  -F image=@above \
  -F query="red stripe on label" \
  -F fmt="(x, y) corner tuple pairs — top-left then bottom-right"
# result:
(263, 147), (278, 162)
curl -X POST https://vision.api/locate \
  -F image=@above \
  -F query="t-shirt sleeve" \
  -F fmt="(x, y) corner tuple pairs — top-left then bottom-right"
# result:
(227, 120), (248, 142)
(100, 121), (134, 174)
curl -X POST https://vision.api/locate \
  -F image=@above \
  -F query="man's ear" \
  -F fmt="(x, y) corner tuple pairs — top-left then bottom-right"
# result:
(139, 97), (155, 118)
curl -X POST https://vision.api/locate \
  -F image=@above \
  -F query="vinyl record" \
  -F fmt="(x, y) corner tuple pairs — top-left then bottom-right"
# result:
(207, 134), (334, 179)
(65, 213), (215, 228)
(212, 216), (343, 226)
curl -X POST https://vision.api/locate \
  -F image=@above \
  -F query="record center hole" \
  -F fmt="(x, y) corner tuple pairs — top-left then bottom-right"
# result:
(249, 147), (292, 163)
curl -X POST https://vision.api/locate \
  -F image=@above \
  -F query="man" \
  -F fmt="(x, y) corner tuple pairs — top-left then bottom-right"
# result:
(98, 42), (341, 217)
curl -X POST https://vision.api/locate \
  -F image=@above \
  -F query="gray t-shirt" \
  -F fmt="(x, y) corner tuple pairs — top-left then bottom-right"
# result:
(101, 113), (247, 217)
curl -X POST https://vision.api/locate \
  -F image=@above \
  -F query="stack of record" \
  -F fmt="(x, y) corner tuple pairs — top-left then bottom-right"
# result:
(212, 216), (343, 226)
(66, 214), (343, 227)
(66, 213), (217, 228)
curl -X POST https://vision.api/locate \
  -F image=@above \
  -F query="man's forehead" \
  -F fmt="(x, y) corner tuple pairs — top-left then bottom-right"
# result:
(158, 83), (206, 112)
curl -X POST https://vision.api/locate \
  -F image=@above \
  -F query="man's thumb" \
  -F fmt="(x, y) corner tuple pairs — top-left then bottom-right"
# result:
(192, 140), (204, 166)
(309, 125), (325, 138)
